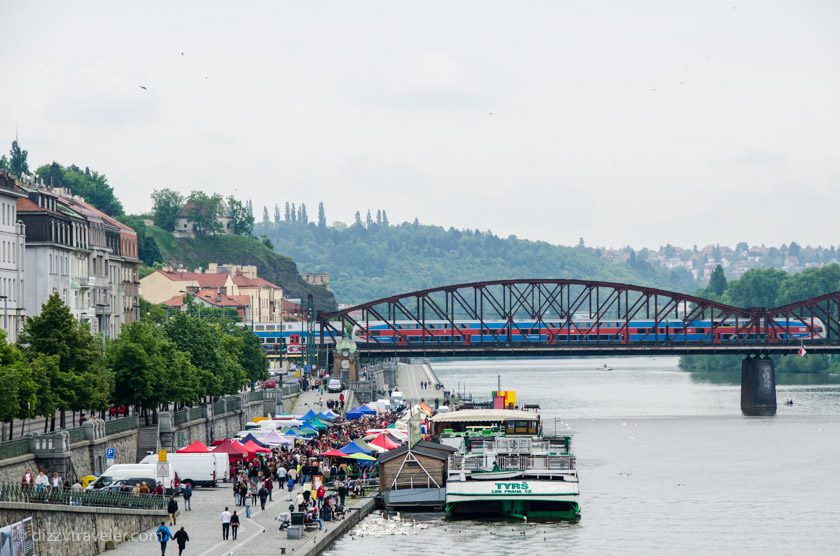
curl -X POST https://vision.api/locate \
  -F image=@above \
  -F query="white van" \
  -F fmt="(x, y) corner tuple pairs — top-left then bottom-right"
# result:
(390, 391), (405, 411)
(140, 452), (225, 487)
(87, 463), (179, 493)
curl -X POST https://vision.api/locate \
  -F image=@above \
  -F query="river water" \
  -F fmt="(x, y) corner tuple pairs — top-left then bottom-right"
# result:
(326, 357), (840, 555)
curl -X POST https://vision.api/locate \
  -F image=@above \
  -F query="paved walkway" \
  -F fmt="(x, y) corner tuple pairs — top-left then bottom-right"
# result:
(395, 363), (442, 405)
(105, 477), (368, 556)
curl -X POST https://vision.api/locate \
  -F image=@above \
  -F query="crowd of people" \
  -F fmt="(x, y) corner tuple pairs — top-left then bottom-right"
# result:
(217, 410), (398, 540)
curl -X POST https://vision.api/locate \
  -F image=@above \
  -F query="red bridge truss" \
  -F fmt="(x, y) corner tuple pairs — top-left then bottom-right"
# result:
(317, 279), (840, 356)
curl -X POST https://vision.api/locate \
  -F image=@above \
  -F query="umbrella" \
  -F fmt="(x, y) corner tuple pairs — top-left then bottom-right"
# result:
(345, 453), (376, 461)
(176, 440), (210, 453)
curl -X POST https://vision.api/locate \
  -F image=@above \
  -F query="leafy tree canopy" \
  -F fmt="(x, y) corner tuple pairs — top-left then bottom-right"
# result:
(35, 162), (123, 216)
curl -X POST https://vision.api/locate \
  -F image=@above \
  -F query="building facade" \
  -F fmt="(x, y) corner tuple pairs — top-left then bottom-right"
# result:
(0, 173), (27, 341)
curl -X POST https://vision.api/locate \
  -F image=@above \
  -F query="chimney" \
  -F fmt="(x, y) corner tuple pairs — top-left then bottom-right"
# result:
(207, 263), (218, 273)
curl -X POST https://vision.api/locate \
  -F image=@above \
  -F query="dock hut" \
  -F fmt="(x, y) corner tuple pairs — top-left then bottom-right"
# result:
(378, 441), (457, 509)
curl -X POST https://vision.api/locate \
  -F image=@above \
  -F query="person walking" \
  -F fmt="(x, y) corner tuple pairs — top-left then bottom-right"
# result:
(337, 481), (348, 507)
(244, 493), (253, 518)
(167, 496), (179, 525)
(182, 482), (192, 511)
(264, 476), (273, 502)
(220, 507), (231, 540)
(230, 511), (240, 540)
(155, 522), (173, 556)
(173, 527), (189, 556)
(258, 484), (269, 511)
(295, 491), (305, 512)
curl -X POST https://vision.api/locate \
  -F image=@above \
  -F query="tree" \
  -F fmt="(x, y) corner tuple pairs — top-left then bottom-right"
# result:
(274, 204), (281, 223)
(246, 200), (254, 218)
(376, 209), (382, 225)
(300, 203), (308, 224)
(736, 242), (749, 253)
(227, 196), (254, 236)
(35, 163), (124, 215)
(9, 140), (28, 176)
(290, 203), (297, 223)
(185, 191), (223, 236)
(285, 202), (291, 222)
(317, 202), (327, 229)
(231, 327), (268, 386)
(365, 210), (373, 227)
(0, 155), (8, 171)
(708, 264), (727, 297)
(262, 206), (270, 223)
(354, 211), (362, 226)
(723, 268), (786, 307)
(18, 294), (106, 429)
(108, 321), (196, 423)
(151, 188), (183, 231)
(381, 210), (389, 226)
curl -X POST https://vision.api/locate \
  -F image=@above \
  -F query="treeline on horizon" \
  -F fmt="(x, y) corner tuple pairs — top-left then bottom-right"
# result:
(681, 265), (840, 374)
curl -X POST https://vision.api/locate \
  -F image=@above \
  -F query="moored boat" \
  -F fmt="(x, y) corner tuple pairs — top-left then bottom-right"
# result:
(432, 408), (580, 521)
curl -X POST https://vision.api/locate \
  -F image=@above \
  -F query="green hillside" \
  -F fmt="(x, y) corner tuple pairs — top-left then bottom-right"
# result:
(255, 220), (697, 305)
(125, 219), (336, 313)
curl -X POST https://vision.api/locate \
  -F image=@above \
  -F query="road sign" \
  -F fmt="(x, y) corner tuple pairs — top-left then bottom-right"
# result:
(105, 447), (115, 459)
(156, 461), (170, 478)
(158, 449), (167, 462)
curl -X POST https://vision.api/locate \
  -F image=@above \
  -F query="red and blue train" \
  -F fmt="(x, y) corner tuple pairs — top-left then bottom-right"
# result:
(353, 318), (825, 345)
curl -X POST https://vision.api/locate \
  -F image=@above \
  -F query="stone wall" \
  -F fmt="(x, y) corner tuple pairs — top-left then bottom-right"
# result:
(0, 502), (167, 556)
(0, 454), (38, 484)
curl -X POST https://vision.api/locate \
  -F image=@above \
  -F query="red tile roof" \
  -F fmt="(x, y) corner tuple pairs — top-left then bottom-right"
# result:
(16, 198), (42, 213)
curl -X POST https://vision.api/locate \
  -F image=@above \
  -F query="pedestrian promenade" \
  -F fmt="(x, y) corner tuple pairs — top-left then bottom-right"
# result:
(395, 363), (442, 404)
(105, 476), (370, 556)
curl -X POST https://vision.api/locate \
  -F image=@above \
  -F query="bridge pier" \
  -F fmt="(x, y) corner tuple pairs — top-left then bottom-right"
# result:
(741, 356), (776, 416)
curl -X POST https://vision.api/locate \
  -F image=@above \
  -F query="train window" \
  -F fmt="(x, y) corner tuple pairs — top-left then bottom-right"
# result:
(254, 325), (265, 331)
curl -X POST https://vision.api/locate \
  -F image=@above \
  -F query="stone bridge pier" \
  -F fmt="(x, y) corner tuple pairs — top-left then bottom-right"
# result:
(741, 356), (776, 416)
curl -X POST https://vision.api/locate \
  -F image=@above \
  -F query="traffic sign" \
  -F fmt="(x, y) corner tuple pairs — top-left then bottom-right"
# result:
(158, 449), (167, 462)
(156, 461), (170, 478)
(105, 447), (115, 459)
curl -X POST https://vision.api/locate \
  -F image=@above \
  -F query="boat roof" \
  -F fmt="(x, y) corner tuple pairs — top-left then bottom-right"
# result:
(430, 409), (539, 424)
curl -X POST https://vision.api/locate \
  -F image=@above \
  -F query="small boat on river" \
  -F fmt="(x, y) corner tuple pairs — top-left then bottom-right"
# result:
(431, 408), (580, 521)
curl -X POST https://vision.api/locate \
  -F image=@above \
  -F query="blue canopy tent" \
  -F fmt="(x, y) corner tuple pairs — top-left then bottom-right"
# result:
(239, 433), (270, 448)
(345, 407), (364, 420)
(358, 405), (377, 416)
(298, 425), (319, 436)
(318, 410), (338, 421)
(339, 441), (372, 455)
(300, 409), (318, 421)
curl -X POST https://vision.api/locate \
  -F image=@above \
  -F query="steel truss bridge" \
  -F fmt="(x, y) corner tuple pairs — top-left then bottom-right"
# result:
(318, 279), (840, 357)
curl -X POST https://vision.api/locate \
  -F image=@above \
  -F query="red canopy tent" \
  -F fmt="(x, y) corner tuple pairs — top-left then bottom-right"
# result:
(319, 449), (349, 458)
(239, 440), (271, 455)
(176, 441), (210, 453)
(368, 433), (401, 451)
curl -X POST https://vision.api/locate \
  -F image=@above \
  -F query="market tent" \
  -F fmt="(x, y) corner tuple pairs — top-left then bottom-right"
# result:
(239, 434), (270, 447)
(345, 452), (377, 461)
(176, 440), (210, 453)
(318, 410), (339, 421)
(369, 433), (401, 451)
(211, 439), (248, 464)
(358, 405), (377, 416)
(303, 418), (328, 431)
(312, 416), (334, 427)
(339, 441), (372, 455)
(260, 430), (293, 446)
(300, 409), (318, 421)
(240, 440), (272, 455)
(345, 408), (364, 420)
(298, 426), (319, 436)
(320, 449), (349, 458)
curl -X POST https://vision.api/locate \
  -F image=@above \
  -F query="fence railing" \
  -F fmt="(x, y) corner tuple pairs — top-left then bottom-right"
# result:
(104, 416), (137, 436)
(281, 383), (300, 396)
(173, 410), (189, 426)
(246, 390), (263, 403)
(189, 407), (204, 421)
(67, 427), (87, 444)
(0, 438), (30, 460)
(212, 401), (226, 415)
(0, 483), (167, 511)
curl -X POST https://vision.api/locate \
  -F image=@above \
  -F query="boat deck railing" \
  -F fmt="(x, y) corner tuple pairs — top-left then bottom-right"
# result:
(448, 453), (576, 473)
(466, 436), (572, 456)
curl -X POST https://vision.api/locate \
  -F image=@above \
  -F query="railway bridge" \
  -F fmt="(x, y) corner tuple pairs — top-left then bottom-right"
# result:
(318, 279), (840, 415)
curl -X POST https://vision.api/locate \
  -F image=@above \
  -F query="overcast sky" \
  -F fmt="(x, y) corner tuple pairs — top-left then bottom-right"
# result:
(2, 1), (838, 248)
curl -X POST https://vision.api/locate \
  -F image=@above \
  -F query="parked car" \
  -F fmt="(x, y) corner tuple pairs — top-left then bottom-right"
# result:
(109, 405), (129, 417)
(327, 378), (344, 393)
(263, 379), (278, 389)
